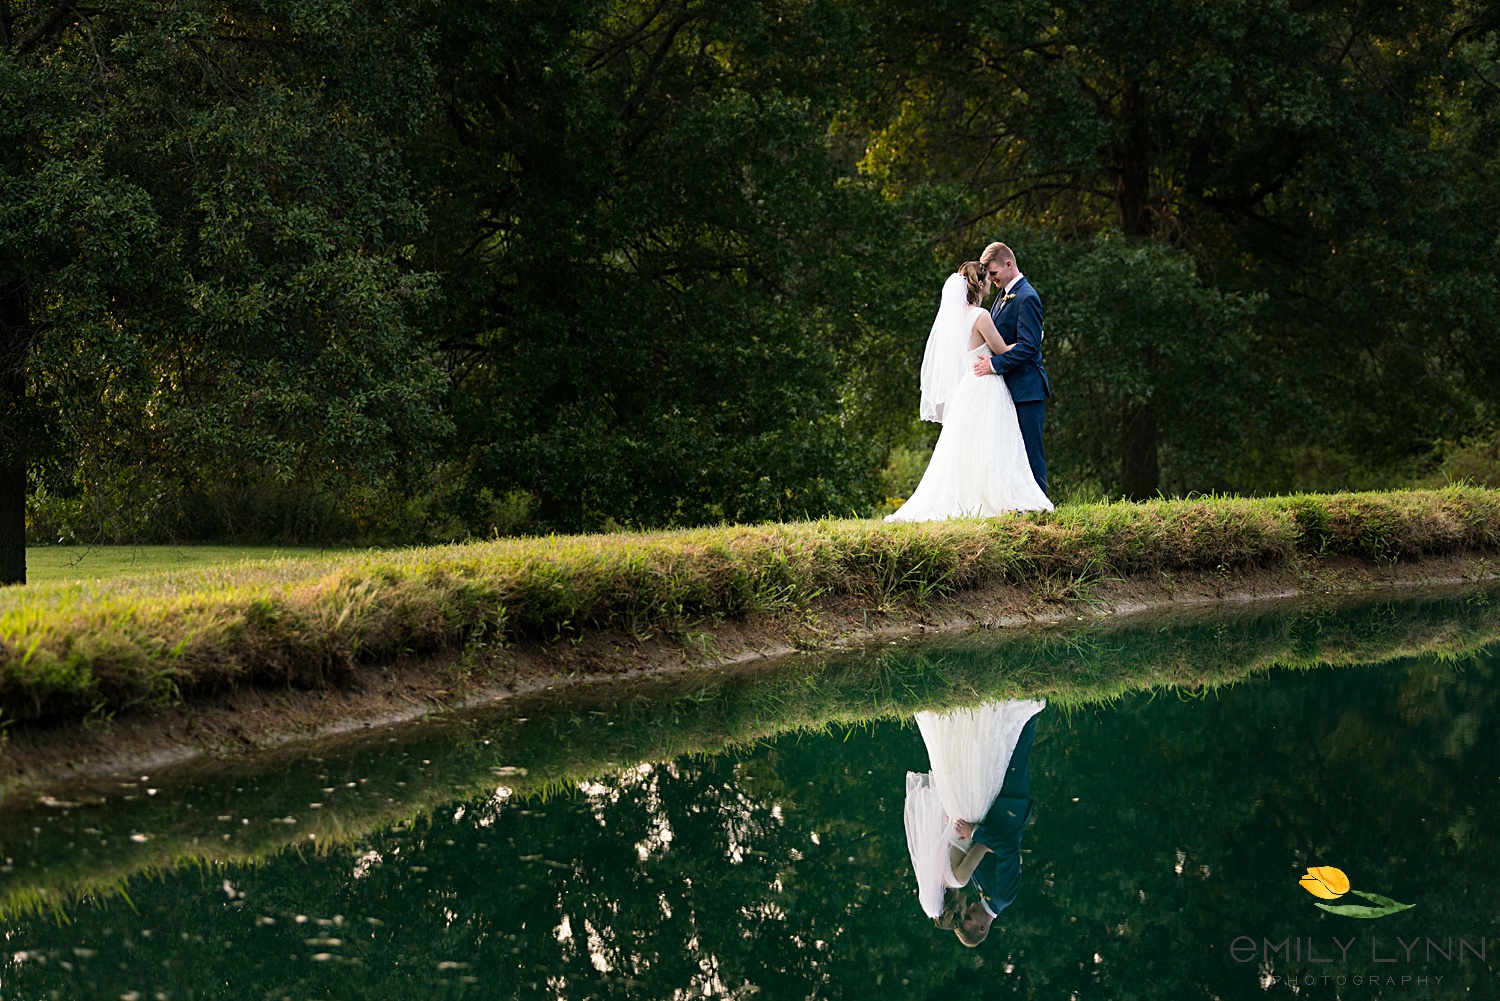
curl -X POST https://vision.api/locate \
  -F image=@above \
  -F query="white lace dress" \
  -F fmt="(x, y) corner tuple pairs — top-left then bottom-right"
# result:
(887, 306), (1053, 522)
(904, 698), (1047, 916)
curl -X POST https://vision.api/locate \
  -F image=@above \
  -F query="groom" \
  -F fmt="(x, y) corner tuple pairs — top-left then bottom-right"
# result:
(971, 242), (1050, 498)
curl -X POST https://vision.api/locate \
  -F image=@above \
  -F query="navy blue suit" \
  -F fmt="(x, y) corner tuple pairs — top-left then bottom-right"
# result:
(987, 276), (1049, 497)
(969, 709), (1041, 915)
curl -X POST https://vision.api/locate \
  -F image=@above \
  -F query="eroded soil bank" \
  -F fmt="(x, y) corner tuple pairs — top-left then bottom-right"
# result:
(2, 550), (1494, 799)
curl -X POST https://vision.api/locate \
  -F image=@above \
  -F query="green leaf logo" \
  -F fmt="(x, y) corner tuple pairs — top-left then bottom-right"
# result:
(1300, 867), (1413, 919)
(1315, 890), (1416, 920)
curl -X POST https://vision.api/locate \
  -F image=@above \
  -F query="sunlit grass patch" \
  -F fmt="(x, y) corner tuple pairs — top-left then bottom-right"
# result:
(23, 545), (355, 585)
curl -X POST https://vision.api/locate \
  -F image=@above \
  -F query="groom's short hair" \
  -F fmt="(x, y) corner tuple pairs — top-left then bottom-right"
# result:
(980, 242), (1015, 267)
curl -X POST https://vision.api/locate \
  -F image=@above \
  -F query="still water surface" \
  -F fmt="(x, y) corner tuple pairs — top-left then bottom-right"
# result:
(2, 593), (1498, 999)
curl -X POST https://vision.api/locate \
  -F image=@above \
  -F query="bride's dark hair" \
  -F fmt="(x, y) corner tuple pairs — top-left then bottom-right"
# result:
(958, 261), (987, 305)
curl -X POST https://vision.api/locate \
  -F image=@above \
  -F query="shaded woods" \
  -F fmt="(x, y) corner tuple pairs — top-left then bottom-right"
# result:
(4, 0), (1500, 572)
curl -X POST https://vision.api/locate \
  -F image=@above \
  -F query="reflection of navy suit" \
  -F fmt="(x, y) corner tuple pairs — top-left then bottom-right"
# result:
(987, 276), (1049, 497)
(969, 710), (1041, 914)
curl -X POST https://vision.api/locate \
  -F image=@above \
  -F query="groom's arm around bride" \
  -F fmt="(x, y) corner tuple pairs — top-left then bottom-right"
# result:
(972, 241), (1050, 498)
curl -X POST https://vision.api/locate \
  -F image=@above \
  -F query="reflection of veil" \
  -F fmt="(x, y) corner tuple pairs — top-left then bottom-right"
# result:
(904, 772), (950, 917)
(904, 699), (1047, 917)
(918, 273), (971, 424)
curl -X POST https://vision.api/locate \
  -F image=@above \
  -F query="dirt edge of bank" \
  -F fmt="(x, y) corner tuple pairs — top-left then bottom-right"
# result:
(3, 550), (1495, 797)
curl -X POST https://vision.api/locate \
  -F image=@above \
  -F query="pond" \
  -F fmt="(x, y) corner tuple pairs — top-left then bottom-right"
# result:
(2, 590), (1497, 999)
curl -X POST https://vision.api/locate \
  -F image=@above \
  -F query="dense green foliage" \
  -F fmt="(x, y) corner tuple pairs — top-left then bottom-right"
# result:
(417, 1), (945, 531)
(4, 0), (1500, 552)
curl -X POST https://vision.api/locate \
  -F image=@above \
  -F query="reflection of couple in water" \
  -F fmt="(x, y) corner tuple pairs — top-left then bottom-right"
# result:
(905, 698), (1045, 947)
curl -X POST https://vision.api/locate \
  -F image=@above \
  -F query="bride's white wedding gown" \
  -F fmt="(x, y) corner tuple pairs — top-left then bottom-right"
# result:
(904, 698), (1047, 917)
(887, 306), (1052, 522)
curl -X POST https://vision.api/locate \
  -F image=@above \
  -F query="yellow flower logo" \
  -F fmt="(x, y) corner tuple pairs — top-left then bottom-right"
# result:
(1298, 865), (1412, 918)
(1299, 866), (1350, 900)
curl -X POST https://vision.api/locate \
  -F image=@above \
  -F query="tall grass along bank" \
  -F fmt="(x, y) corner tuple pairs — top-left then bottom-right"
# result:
(2, 488), (1498, 726)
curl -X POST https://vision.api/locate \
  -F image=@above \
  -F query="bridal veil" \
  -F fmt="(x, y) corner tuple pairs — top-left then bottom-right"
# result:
(918, 272), (971, 424)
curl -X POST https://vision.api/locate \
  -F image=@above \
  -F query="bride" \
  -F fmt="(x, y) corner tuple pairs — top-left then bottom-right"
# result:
(886, 262), (1052, 522)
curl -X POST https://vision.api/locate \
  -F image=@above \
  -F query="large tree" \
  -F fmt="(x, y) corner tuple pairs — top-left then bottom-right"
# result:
(0, 0), (450, 580)
(410, 0), (942, 531)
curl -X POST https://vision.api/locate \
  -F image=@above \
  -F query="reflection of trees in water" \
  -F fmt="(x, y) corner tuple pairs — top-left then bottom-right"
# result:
(6, 654), (1497, 998)
(2, 731), (974, 997)
(989, 659), (1500, 999)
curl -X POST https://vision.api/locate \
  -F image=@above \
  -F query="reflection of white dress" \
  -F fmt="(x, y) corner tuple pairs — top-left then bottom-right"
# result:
(887, 307), (1053, 522)
(904, 699), (1047, 917)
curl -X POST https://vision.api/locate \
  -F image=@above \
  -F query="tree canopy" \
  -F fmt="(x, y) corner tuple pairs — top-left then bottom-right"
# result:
(3, 0), (1499, 572)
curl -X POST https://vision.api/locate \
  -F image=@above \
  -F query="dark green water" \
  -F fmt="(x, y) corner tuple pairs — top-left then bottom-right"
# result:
(2, 593), (1498, 999)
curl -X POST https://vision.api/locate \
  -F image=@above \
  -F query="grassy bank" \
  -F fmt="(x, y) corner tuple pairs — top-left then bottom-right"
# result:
(2, 488), (1499, 725)
(3, 588), (1498, 920)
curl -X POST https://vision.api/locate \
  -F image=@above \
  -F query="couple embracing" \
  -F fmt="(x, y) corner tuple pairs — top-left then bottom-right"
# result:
(886, 242), (1052, 523)
(904, 699), (1046, 947)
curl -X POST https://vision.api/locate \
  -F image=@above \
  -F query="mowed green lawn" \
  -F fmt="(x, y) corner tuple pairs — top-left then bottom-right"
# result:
(23, 546), (355, 584)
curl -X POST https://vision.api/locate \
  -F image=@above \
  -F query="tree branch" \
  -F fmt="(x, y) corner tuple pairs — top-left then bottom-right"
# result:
(584, 0), (672, 71)
(13, 1), (85, 55)
(620, 4), (700, 123)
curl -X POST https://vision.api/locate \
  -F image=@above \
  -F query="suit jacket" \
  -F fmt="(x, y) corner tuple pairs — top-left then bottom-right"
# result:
(969, 793), (1033, 914)
(988, 276), (1050, 402)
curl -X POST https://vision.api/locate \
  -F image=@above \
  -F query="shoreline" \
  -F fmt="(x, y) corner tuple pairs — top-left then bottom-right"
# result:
(3, 548), (1495, 799)
(4, 559), (1500, 922)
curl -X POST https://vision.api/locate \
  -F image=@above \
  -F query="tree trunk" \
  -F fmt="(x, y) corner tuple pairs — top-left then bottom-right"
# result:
(0, 284), (27, 586)
(1121, 399), (1160, 501)
(1113, 78), (1154, 241)
(1112, 78), (1163, 498)
(0, 425), (22, 586)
